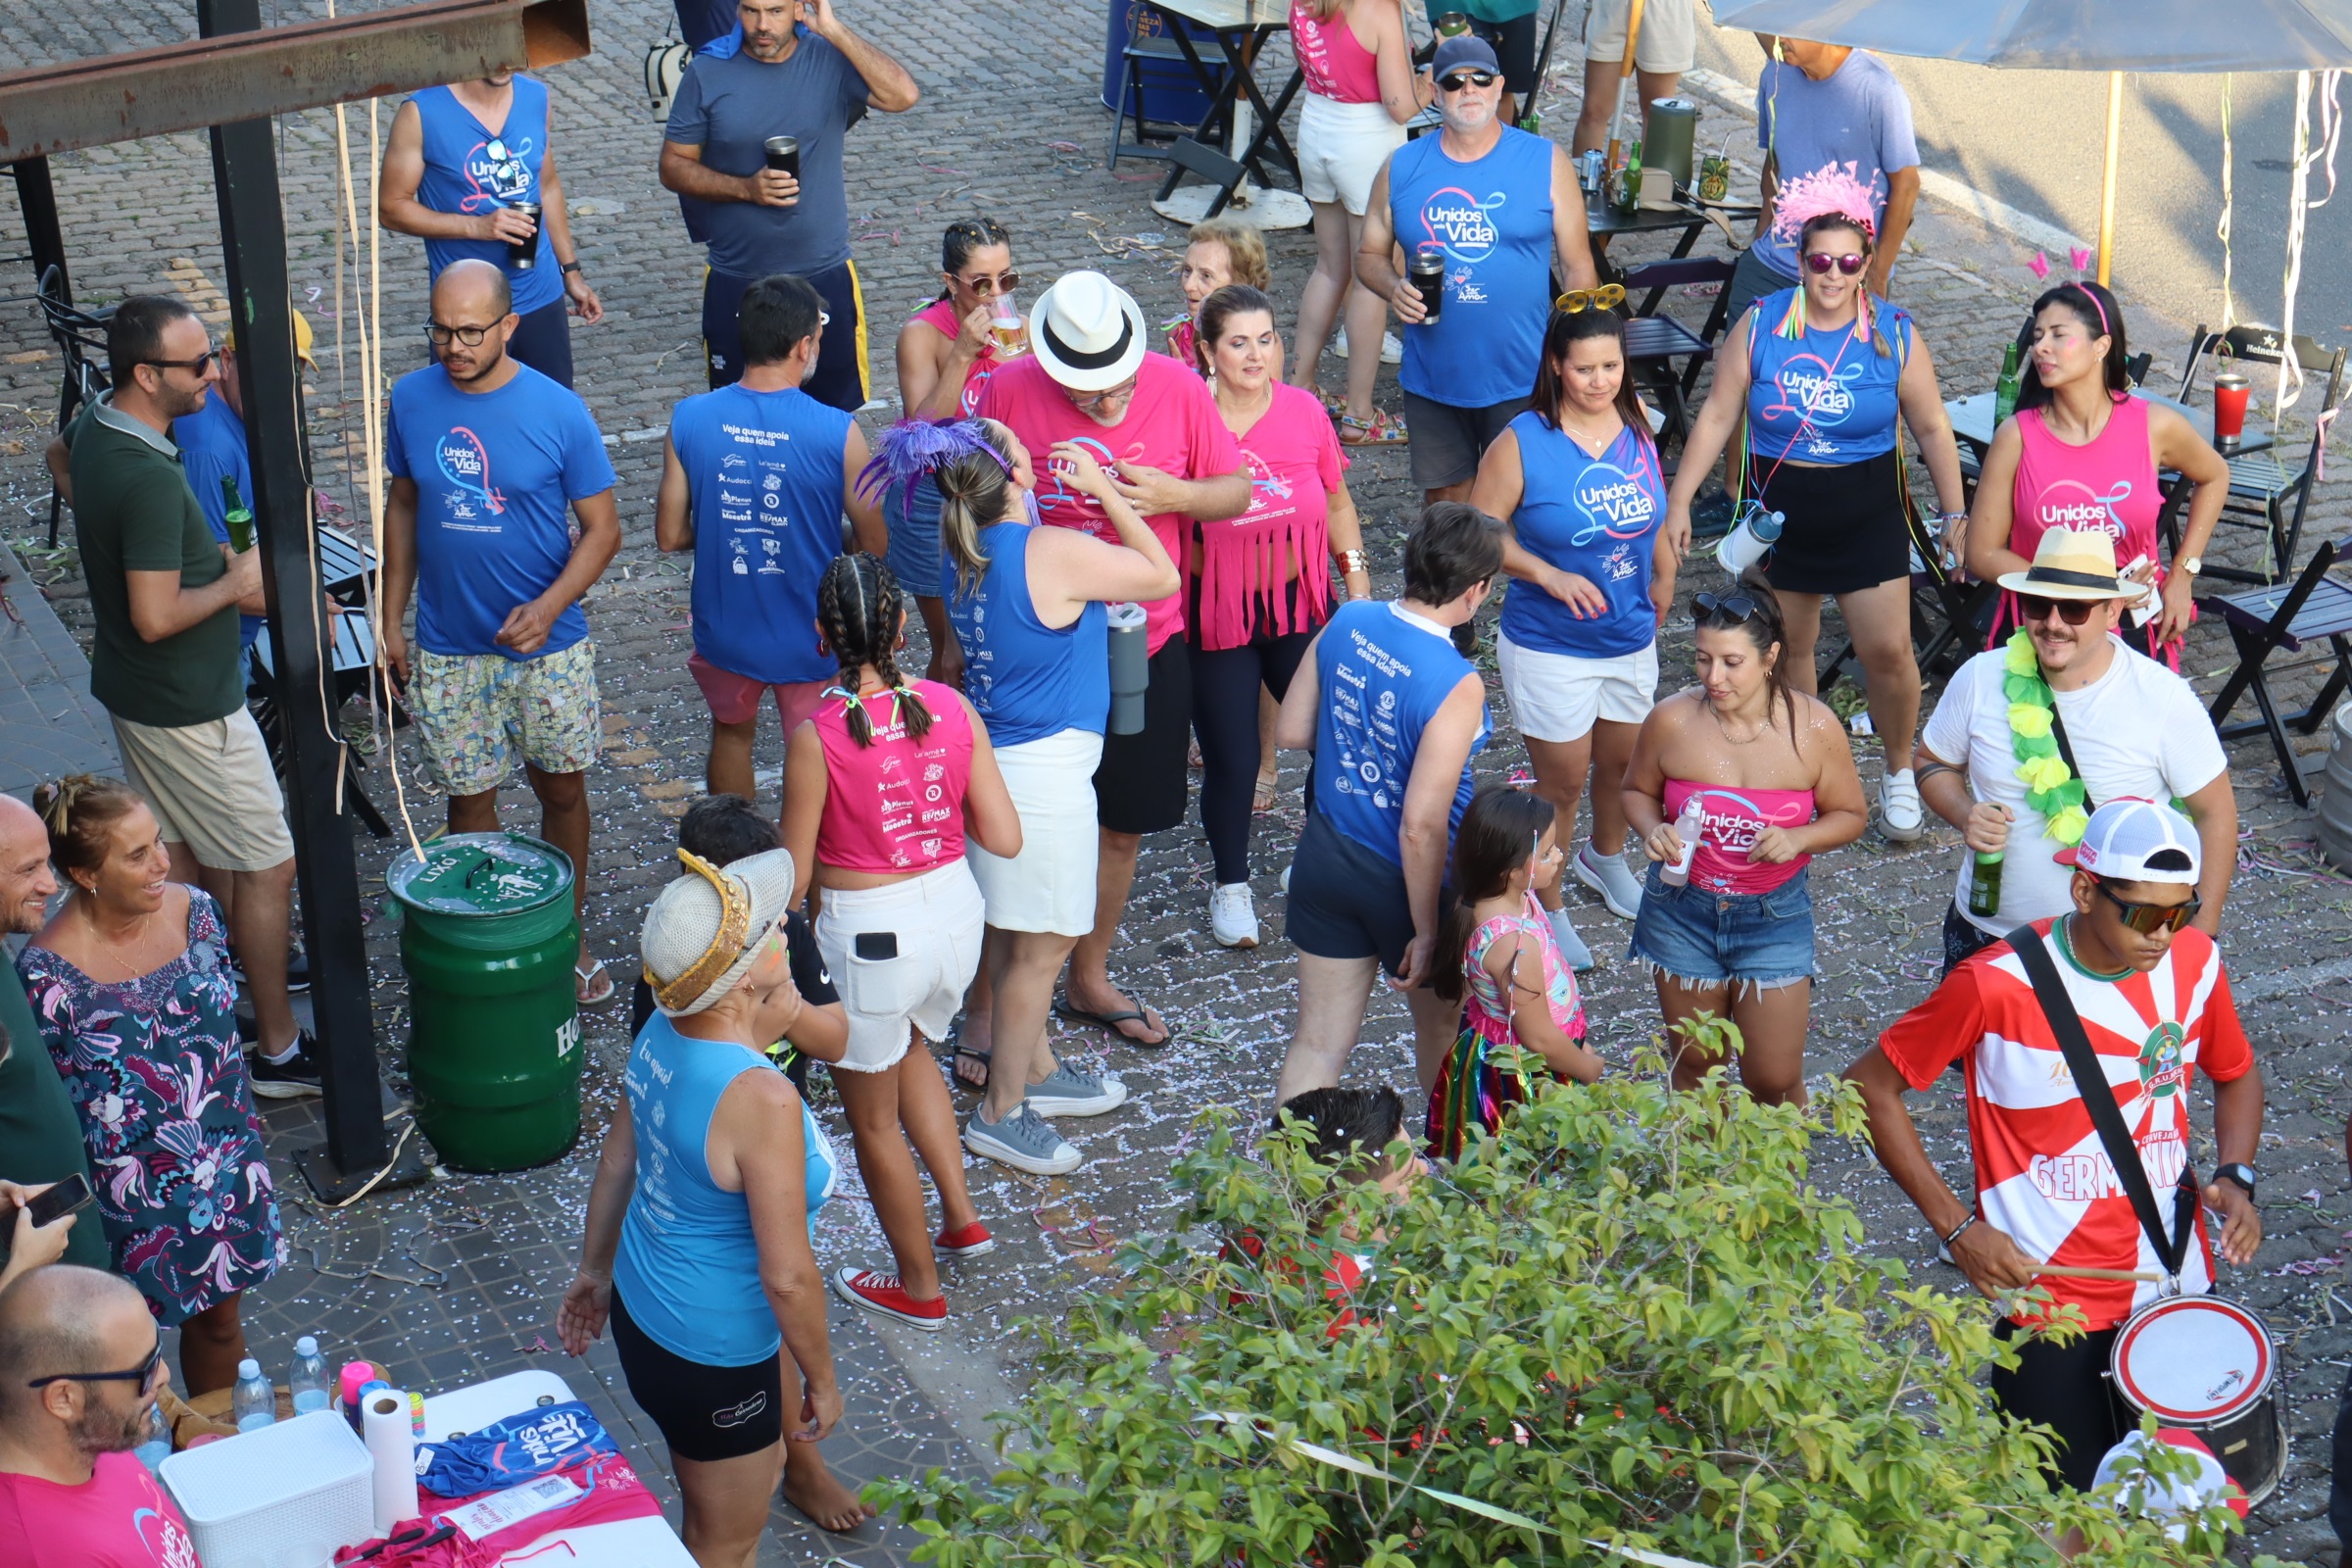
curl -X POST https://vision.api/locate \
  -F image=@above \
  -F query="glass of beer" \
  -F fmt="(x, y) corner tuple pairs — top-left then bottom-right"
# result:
(990, 294), (1026, 357)
(1409, 243), (1447, 323)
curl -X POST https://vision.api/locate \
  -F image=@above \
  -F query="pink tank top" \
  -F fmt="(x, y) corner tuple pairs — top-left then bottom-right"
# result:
(1662, 779), (1817, 896)
(2010, 396), (2162, 569)
(811, 679), (974, 873)
(913, 298), (1001, 416)
(1291, 0), (1383, 104)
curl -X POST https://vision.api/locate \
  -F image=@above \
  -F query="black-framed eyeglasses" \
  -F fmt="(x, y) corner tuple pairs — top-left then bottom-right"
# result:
(2018, 592), (2099, 627)
(142, 350), (222, 376)
(1553, 284), (1627, 316)
(2092, 878), (2201, 935)
(1069, 376), (1139, 411)
(424, 320), (503, 347)
(27, 1338), (165, 1392)
(1692, 591), (1758, 624)
(1439, 71), (1498, 92)
(955, 270), (1021, 297)
(1803, 252), (1868, 276)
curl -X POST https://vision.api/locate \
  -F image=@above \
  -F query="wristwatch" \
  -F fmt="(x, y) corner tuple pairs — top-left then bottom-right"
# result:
(560, 261), (583, 276)
(2180, 555), (2203, 576)
(2215, 1161), (2257, 1199)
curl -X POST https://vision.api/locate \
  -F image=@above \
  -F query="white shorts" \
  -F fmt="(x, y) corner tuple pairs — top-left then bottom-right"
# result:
(1583, 0), (1697, 74)
(1298, 93), (1408, 216)
(967, 728), (1104, 936)
(813, 860), (986, 1073)
(1496, 631), (1658, 743)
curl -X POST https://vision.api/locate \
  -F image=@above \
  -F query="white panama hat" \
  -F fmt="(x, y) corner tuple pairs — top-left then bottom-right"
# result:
(1029, 270), (1149, 393)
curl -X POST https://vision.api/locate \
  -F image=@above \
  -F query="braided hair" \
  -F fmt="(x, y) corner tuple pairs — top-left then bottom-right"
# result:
(937, 218), (1012, 302)
(816, 552), (934, 748)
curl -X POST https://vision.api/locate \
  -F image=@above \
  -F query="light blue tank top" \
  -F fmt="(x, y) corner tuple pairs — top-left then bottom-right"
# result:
(1743, 289), (1912, 464)
(1386, 125), (1556, 409)
(947, 520), (1109, 746)
(1311, 600), (1490, 864)
(1497, 413), (1666, 660)
(612, 1012), (837, 1365)
(411, 79), (562, 315)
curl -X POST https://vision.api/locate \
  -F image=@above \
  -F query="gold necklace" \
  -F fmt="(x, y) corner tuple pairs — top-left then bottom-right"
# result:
(81, 897), (166, 980)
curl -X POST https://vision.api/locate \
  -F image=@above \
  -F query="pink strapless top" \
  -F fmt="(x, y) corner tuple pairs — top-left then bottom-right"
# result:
(1663, 779), (1816, 896)
(812, 679), (973, 873)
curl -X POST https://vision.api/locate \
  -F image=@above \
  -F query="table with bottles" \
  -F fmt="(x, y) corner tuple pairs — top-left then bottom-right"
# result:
(1944, 390), (2271, 460)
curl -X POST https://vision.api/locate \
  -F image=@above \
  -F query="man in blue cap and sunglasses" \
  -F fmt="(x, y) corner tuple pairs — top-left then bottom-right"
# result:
(1358, 33), (1598, 507)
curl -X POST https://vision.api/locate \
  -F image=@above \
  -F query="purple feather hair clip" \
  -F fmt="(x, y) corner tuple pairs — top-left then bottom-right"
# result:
(857, 417), (1011, 509)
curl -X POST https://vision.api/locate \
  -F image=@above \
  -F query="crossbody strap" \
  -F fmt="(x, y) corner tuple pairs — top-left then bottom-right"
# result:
(2008, 923), (2195, 1277)
(2045, 707), (2100, 816)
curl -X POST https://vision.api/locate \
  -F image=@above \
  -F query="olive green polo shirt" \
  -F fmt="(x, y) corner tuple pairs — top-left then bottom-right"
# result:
(67, 395), (244, 728)
(0, 956), (110, 1272)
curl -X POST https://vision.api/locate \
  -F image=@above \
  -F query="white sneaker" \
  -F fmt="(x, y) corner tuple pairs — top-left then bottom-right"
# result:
(1280, 860), (1292, 896)
(1880, 768), (1925, 843)
(1333, 326), (1404, 366)
(1211, 882), (1260, 948)
(1572, 844), (1644, 920)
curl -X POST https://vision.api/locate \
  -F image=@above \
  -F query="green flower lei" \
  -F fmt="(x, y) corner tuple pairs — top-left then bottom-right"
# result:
(2000, 629), (2091, 848)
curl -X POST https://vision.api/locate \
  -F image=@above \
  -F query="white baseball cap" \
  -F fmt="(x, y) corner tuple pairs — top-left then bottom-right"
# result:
(2061, 798), (2200, 884)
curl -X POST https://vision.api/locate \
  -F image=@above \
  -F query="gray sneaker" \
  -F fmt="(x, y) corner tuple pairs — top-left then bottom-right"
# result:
(1573, 844), (1645, 920)
(1023, 1064), (1128, 1118)
(1547, 908), (1595, 972)
(964, 1103), (1082, 1175)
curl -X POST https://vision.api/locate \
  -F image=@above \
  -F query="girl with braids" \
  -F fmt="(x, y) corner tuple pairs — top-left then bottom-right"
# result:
(1620, 589), (1866, 1106)
(780, 554), (1022, 1329)
(866, 417), (1176, 1176)
(1664, 172), (1969, 849)
(1965, 280), (2228, 662)
(887, 219), (1023, 684)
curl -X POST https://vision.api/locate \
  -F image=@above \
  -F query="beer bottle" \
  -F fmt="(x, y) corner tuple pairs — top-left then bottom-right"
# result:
(1966, 850), (2004, 919)
(1991, 339), (2023, 426)
(221, 475), (256, 553)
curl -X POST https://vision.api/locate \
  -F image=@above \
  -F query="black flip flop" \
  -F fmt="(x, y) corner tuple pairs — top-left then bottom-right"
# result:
(951, 1042), (991, 1091)
(1053, 995), (1171, 1049)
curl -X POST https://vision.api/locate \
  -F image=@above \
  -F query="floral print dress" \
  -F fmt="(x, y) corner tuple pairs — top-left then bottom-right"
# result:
(17, 889), (284, 1324)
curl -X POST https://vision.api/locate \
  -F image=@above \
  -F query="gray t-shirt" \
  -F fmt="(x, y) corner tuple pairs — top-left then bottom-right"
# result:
(663, 30), (868, 279)
(1752, 50), (1920, 279)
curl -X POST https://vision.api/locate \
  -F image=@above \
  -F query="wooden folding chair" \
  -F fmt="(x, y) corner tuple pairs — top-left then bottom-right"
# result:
(2202, 530), (2352, 808)
(2174, 323), (2346, 585)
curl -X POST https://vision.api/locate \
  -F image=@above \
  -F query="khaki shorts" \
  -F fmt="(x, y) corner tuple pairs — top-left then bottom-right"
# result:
(111, 707), (295, 873)
(410, 640), (602, 797)
(1584, 0), (1697, 74)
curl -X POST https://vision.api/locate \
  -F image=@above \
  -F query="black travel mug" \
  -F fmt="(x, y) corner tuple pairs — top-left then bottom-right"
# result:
(507, 201), (541, 269)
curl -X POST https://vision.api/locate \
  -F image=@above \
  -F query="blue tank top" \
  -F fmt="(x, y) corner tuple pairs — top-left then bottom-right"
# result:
(1743, 290), (1912, 464)
(612, 1012), (838, 1365)
(410, 79), (562, 315)
(1387, 126), (1556, 409)
(946, 520), (1109, 746)
(669, 382), (854, 686)
(1497, 413), (1666, 660)
(1311, 600), (1491, 864)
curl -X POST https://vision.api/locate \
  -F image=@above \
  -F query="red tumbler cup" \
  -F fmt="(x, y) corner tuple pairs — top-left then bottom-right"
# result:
(2213, 371), (2250, 451)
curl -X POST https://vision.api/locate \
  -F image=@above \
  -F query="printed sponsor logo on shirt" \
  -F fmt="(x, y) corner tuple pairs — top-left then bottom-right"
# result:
(435, 425), (507, 515)
(1760, 355), (1865, 431)
(2137, 1021), (2188, 1098)
(1417, 186), (1504, 264)
(2028, 1130), (2187, 1202)
(1569, 464), (1657, 545)
(2034, 478), (2133, 537)
(459, 133), (536, 211)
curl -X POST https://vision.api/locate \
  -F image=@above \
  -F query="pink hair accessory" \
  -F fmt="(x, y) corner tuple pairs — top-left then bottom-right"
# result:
(2028, 251), (2053, 281)
(1768, 163), (1878, 244)
(2069, 246), (2094, 272)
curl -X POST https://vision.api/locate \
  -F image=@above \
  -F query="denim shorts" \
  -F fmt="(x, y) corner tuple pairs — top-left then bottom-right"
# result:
(883, 474), (944, 598)
(1627, 861), (1815, 991)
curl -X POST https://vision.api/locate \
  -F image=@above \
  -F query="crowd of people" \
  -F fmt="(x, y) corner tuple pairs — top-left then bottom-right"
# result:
(0, 3), (2326, 1561)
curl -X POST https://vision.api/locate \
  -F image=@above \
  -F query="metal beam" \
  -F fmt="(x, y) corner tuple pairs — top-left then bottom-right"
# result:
(198, 0), (387, 1182)
(0, 0), (590, 162)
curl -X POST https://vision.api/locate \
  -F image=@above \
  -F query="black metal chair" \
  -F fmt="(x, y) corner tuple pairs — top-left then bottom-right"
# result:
(2200, 529), (2352, 808)
(2173, 323), (2346, 584)
(1104, 3), (1196, 170)
(35, 265), (114, 546)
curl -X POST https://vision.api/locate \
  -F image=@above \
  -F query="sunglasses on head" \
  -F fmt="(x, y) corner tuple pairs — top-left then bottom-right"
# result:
(1553, 284), (1627, 315)
(2092, 878), (2201, 935)
(1691, 591), (1758, 624)
(1803, 252), (1868, 276)
(1439, 70), (1499, 91)
(2018, 593), (2099, 626)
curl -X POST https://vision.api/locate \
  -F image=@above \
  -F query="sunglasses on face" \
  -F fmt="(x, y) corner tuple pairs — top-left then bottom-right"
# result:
(1552, 284), (1627, 315)
(1691, 591), (1758, 624)
(27, 1338), (165, 1392)
(2018, 593), (2098, 627)
(1803, 252), (1868, 276)
(143, 349), (222, 376)
(954, 270), (1020, 297)
(2093, 878), (2201, 935)
(1070, 377), (1138, 411)
(1439, 71), (1499, 92)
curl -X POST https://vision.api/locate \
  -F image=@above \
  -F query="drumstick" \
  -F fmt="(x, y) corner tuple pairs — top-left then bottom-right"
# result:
(2031, 1265), (2163, 1282)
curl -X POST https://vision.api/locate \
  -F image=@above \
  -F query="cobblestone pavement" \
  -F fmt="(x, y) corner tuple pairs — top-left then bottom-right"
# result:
(6, 2), (2352, 1563)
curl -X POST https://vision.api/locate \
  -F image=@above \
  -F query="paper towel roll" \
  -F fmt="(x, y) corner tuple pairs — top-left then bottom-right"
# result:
(363, 1390), (418, 1533)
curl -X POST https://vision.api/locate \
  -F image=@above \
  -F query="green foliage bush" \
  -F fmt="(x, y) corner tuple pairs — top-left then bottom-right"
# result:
(875, 1027), (2281, 1567)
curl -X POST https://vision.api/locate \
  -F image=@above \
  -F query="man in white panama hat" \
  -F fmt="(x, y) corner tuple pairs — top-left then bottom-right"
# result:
(973, 270), (1249, 1059)
(1912, 527), (2236, 975)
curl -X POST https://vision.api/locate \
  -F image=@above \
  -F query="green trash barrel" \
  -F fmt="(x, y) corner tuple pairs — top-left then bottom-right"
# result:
(387, 832), (583, 1171)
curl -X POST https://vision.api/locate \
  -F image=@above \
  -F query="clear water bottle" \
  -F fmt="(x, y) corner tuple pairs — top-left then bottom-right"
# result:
(1716, 504), (1786, 578)
(232, 1358), (275, 1433)
(133, 1402), (172, 1471)
(289, 1336), (330, 1415)
(1660, 796), (1706, 888)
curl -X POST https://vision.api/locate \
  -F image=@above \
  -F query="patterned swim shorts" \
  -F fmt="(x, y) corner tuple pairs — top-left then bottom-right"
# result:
(410, 640), (602, 796)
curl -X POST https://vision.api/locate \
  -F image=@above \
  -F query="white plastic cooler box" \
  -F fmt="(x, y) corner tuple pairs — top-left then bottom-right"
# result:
(159, 1409), (375, 1567)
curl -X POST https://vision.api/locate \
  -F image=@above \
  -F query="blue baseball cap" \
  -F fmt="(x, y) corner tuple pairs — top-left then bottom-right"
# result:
(1432, 35), (1501, 81)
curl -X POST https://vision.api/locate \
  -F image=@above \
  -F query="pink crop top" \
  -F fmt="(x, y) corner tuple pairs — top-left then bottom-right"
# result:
(1291, 0), (1383, 105)
(811, 679), (973, 874)
(2010, 395), (2162, 571)
(913, 298), (1002, 416)
(1662, 779), (1816, 897)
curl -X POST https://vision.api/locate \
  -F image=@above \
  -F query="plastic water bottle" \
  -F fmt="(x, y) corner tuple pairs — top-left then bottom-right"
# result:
(1659, 796), (1706, 888)
(289, 1336), (331, 1415)
(1716, 505), (1785, 578)
(232, 1358), (275, 1433)
(133, 1402), (172, 1471)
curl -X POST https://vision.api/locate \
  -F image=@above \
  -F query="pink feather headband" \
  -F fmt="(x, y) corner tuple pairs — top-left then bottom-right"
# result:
(856, 417), (1013, 510)
(1769, 163), (1879, 244)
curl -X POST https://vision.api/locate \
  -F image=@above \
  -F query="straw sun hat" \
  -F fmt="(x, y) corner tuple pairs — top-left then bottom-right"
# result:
(641, 848), (797, 1016)
(1995, 527), (2131, 602)
(1029, 270), (1148, 392)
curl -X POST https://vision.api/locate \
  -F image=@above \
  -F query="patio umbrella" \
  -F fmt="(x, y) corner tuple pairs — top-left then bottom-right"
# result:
(1710, 0), (2352, 278)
